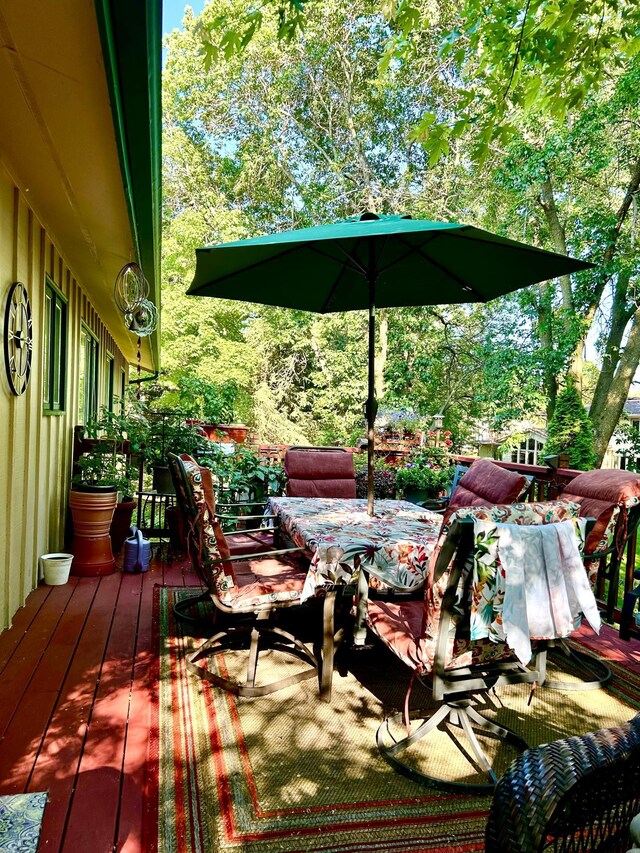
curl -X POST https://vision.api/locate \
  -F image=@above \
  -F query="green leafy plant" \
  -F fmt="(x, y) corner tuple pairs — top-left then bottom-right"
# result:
(73, 405), (144, 498)
(544, 381), (596, 470)
(395, 447), (454, 498)
(143, 413), (206, 469)
(353, 457), (397, 499)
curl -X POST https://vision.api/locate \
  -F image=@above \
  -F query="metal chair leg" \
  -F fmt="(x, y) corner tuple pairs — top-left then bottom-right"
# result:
(377, 701), (528, 792)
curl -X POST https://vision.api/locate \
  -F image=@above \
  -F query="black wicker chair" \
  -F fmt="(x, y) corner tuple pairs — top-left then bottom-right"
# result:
(485, 712), (640, 852)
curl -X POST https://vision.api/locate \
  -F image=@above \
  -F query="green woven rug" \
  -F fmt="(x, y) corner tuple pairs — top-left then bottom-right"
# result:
(0, 792), (47, 853)
(146, 587), (640, 853)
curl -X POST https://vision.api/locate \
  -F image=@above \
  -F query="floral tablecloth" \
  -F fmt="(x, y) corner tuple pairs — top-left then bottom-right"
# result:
(266, 497), (444, 601)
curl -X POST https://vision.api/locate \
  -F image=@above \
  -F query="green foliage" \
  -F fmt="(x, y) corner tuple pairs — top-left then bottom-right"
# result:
(544, 383), (596, 470)
(73, 406), (143, 497)
(613, 422), (640, 472)
(395, 447), (454, 496)
(162, 0), (640, 463)
(175, 375), (238, 423)
(198, 445), (285, 503)
(353, 454), (399, 498)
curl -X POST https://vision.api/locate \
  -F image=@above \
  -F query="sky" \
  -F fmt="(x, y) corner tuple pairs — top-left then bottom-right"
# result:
(163, 0), (206, 50)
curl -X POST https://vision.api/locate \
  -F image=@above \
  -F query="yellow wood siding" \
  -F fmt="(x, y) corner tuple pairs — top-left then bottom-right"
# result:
(0, 163), (130, 629)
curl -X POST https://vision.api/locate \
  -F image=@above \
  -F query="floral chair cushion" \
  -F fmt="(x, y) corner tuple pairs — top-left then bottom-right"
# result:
(369, 500), (585, 676)
(179, 455), (303, 611)
(367, 598), (515, 675)
(425, 501), (581, 639)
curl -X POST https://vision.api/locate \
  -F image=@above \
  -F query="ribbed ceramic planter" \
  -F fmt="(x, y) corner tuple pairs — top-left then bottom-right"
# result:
(69, 487), (117, 576)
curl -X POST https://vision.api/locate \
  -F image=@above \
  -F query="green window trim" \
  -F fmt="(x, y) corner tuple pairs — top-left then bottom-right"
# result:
(43, 276), (68, 415)
(79, 325), (99, 425)
(106, 351), (115, 413)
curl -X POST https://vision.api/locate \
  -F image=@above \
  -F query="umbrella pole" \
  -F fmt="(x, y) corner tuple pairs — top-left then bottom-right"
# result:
(367, 281), (376, 516)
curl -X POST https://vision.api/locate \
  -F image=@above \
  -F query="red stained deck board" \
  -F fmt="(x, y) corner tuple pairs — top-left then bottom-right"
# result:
(0, 583), (53, 673)
(62, 572), (145, 852)
(27, 572), (124, 851)
(117, 569), (157, 853)
(0, 579), (100, 792)
(0, 582), (80, 740)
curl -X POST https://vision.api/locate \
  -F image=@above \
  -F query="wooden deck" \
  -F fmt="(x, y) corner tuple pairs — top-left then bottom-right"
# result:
(2, 553), (640, 853)
(0, 554), (194, 853)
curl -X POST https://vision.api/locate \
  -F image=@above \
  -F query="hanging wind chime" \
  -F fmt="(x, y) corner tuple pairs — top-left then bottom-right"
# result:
(114, 262), (158, 399)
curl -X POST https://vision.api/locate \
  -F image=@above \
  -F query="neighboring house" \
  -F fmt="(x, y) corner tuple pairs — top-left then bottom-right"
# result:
(473, 418), (621, 470)
(0, 2), (161, 629)
(470, 421), (548, 466)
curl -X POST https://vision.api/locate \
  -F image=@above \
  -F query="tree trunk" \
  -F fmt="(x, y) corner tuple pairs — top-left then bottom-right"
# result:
(536, 282), (557, 421)
(375, 309), (388, 401)
(592, 306), (640, 466)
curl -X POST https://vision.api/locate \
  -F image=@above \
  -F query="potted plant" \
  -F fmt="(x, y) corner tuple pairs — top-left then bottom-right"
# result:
(199, 445), (284, 529)
(395, 448), (454, 505)
(142, 411), (207, 493)
(70, 407), (142, 573)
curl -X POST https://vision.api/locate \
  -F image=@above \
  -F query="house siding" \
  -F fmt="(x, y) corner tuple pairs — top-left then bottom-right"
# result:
(0, 163), (130, 629)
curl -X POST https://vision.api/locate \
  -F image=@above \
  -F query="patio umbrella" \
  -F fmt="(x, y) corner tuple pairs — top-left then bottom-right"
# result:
(188, 212), (593, 515)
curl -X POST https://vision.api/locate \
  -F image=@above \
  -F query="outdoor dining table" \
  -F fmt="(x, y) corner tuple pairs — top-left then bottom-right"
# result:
(265, 496), (445, 700)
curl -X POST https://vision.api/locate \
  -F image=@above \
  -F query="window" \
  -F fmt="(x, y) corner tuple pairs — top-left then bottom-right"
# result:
(43, 277), (67, 413)
(511, 436), (545, 466)
(120, 368), (126, 415)
(78, 326), (99, 424)
(106, 353), (115, 412)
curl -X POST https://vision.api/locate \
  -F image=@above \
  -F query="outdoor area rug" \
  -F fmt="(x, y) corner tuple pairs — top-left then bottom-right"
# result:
(145, 586), (640, 853)
(0, 792), (47, 853)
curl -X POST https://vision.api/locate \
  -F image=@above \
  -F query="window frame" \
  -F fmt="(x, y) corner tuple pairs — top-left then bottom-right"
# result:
(106, 351), (115, 413)
(43, 276), (68, 415)
(78, 324), (99, 425)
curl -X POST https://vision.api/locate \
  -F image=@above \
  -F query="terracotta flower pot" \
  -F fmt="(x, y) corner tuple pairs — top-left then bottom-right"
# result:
(69, 487), (117, 576)
(110, 498), (137, 555)
(214, 424), (248, 443)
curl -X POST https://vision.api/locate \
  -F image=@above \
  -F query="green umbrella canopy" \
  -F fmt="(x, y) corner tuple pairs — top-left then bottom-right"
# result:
(189, 213), (592, 310)
(189, 213), (593, 515)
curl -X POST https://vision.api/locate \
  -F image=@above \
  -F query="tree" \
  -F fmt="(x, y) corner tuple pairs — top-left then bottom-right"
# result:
(162, 0), (497, 443)
(544, 382), (595, 470)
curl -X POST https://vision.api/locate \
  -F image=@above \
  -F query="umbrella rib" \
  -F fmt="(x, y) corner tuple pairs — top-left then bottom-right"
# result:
(376, 232), (440, 275)
(308, 241), (368, 277)
(320, 261), (352, 313)
(395, 234), (486, 301)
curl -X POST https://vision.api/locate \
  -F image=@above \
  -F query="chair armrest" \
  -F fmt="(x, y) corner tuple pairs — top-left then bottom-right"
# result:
(215, 546), (305, 563)
(216, 513), (278, 522)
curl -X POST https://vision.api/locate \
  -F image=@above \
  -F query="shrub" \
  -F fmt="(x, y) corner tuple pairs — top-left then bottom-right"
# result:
(545, 381), (595, 470)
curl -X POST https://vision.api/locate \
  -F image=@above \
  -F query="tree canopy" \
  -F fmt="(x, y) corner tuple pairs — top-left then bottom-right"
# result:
(161, 0), (640, 462)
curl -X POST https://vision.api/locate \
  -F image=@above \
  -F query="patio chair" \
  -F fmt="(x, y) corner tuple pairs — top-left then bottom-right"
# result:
(365, 500), (597, 791)
(284, 446), (357, 498)
(485, 711), (640, 853)
(168, 453), (319, 697)
(559, 469), (640, 625)
(419, 460), (535, 514)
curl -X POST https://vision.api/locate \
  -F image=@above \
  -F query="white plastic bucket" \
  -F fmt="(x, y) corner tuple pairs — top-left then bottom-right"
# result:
(40, 553), (74, 585)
